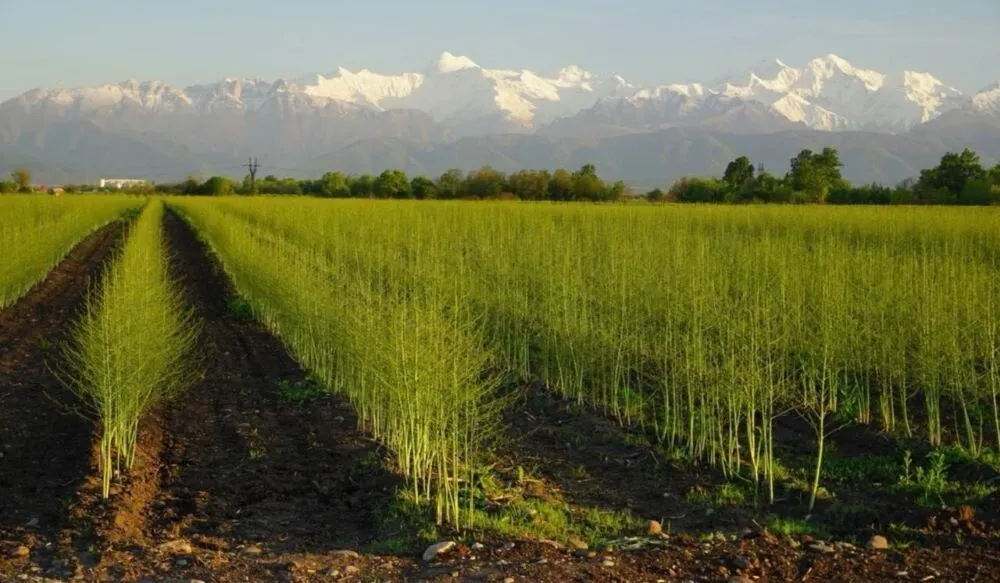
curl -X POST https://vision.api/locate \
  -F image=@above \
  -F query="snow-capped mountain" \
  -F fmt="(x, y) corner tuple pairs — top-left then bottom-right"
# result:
(2, 51), (998, 186)
(294, 52), (634, 134)
(970, 82), (1000, 116)
(709, 54), (964, 131)
(3, 51), (986, 135)
(540, 83), (804, 138)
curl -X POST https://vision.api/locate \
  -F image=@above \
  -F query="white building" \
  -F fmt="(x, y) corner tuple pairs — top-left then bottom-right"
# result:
(99, 178), (149, 189)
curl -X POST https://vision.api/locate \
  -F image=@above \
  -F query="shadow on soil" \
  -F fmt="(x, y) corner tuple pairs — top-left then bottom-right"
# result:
(494, 378), (1000, 546)
(131, 210), (403, 559)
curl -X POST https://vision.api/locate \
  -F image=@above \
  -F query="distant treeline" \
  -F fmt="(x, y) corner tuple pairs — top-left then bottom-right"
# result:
(6, 147), (998, 205)
(655, 147), (1000, 206)
(148, 164), (628, 202)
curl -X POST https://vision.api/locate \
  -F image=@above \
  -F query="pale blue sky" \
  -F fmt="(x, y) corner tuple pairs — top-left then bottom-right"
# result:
(1, 0), (998, 100)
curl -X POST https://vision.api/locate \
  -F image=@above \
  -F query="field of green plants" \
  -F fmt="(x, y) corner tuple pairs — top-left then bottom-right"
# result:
(2, 194), (999, 580)
(170, 198), (1000, 524)
(0, 195), (142, 308)
(62, 200), (198, 498)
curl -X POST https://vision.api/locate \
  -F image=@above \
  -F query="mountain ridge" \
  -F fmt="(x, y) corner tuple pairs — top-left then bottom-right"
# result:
(2, 51), (998, 186)
(8, 51), (996, 132)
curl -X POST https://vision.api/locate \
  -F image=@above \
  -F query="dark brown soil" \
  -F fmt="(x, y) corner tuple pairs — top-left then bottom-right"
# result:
(495, 382), (733, 531)
(500, 384), (1000, 537)
(1, 210), (999, 582)
(0, 222), (124, 580)
(64, 210), (404, 581)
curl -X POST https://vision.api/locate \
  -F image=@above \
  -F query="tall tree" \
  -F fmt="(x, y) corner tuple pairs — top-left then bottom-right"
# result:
(606, 180), (627, 201)
(373, 169), (411, 198)
(349, 174), (375, 197)
(723, 156), (755, 191)
(507, 169), (550, 200)
(918, 148), (986, 197)
(11, 168), (31, 192)
(787, 147), (845, 201)
(465, 166), (506, 198)
(548, 168), (574, 201)
(571, 164), (607, 201)
(318, 171), (350, 197)
(410, 175), (438, 200)
(201, 176), (234, 196)
(436, 169), (465, 199)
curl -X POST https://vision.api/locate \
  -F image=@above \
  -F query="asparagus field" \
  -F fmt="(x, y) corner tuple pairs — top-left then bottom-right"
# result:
(0, 195), (142, 308)
(1, 195), (999, 582)
(63, 199), (198, 499)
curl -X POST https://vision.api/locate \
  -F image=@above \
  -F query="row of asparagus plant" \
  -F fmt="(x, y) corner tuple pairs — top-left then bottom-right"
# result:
(167, 198), (501, 527)
(173, 198), (1000, 513)
(0, 194), (143, 308)
(62, 199), (197, 498)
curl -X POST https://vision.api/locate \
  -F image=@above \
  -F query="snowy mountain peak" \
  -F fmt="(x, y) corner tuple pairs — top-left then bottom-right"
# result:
(555, 65), (593, 84)
(971, 81), (1000, 114)
(429, 52), (479, 74)
(632, 84), (710, 101)
(2, 51), (986, 136)
(805, 53), (885, 91)
(902, 71), (954, 94)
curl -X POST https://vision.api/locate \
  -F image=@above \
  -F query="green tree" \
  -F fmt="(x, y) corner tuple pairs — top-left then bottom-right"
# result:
(318, 171), (350, 198)
(988, 163), (1000, 186)
(410, 175), (438, 200)
(787, 147), (845, 202)
(181, 175), (202, 195)
(507, 169), (550, 200)
(669, 177), (727, 202)
(0, 181), (18, 194)
(571, 164), (607, 201)
(961, 179), (1000, 205)
(749, 171), (782, 202)
(548, 168), (574, 201)
(349, 174), (375, 197)
(646, 188), (666, 202)
(464, 166), (506, 199)
(917, 149), (986, 201)
(201, 176), (234, 196)
(606, 180), (627, 201)
(436, 169), (465, 199)
(723, 156), (755, 191)
(373, 169), (411, 198)
(240, 174), (256, 195)
(11, 168), (32, 192)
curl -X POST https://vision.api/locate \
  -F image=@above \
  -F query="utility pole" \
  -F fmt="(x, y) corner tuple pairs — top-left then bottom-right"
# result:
(245, 156), (259, 194)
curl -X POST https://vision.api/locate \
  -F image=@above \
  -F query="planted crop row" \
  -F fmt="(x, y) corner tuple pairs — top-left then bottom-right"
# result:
(62, 199), (197, 498)
(168, 199), (501, 527)
(0, 194), (143, 308)
(170, 198), (1000, 516)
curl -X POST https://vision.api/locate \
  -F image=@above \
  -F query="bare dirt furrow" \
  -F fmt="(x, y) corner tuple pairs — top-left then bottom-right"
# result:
(77, 210), (400, 581)
(0, 222), (124, 579)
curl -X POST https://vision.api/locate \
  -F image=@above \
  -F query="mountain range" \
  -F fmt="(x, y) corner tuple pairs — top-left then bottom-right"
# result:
(1, 52), (998, 187)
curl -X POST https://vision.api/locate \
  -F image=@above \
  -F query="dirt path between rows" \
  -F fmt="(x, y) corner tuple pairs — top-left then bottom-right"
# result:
(0, 222), (124, 580)
(73, 210), (402, 581)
